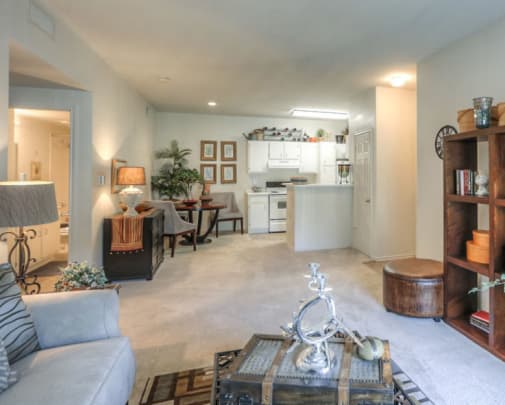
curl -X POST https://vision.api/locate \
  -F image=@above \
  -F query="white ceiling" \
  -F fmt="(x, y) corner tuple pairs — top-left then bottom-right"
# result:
(38, 0), (505, 117)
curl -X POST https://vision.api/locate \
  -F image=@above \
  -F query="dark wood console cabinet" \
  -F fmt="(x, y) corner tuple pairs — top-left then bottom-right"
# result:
(103, 209), (164, 280)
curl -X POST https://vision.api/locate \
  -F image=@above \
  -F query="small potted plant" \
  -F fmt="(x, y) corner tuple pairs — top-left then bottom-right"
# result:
(469, 273), (505, 295)
(55, 261), (112, 292)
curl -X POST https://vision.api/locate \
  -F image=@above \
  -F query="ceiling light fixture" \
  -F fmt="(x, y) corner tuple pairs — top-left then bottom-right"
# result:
(291, 108), (349, 120)
(388, 74), (410, 88)
(159, 76), (171, 82)
(208, 101), (217, 107)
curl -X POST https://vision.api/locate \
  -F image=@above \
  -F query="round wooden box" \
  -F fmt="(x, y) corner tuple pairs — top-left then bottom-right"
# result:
(383, 258), (443, 320)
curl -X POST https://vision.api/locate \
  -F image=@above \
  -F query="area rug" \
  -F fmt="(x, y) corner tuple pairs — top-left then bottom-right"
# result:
(139, 351), (433, 405)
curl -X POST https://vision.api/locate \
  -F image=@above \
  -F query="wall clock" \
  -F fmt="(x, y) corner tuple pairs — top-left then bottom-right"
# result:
(435, 125), (458, 159)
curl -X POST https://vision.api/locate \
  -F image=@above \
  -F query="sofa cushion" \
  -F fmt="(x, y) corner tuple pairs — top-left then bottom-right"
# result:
(3, 336), (135, 405)
(0, 338), (17, 393)
(0, 263), (39, 363)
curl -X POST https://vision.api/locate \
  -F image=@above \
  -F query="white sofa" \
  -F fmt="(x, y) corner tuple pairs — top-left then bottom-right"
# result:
(0, 289), (135, 405)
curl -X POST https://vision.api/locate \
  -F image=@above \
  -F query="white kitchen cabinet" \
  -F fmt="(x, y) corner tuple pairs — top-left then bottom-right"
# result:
(247, 193), (269, 234)
(247, 141), (269, 173)
(299, 143), (319, 173)
(319, 142), (337, 166)
(268, 142), (300, 160)
(319, 165), (336, 184)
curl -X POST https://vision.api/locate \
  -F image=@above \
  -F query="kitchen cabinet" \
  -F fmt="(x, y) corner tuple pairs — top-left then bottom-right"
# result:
(247, 141), (269, 173)
(319, 165), (336, 185)
(247, 193), (269, 234)
(268, 142), (300, 160)
(319, 142), (337, 165)
(299, 143), (319, 173)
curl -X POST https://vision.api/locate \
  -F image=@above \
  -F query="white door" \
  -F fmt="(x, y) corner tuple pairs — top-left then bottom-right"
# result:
(352, 130), (372, 256)
(248, 141), (269, 173)
(268, 142), (284, 159)
(283, 142), (301, 160)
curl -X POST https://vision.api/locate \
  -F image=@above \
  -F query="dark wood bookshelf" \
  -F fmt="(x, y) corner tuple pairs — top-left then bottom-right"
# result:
(444, 126), (505, 361)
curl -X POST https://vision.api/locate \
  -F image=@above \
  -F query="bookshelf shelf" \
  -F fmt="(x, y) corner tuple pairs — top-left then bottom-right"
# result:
(447, 194), (489, 204)
(444, 125), (505, 362)
(447, 255), (489, 276)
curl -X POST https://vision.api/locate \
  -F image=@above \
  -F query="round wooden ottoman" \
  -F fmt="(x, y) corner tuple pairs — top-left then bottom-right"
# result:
(383, 258), (443, 321)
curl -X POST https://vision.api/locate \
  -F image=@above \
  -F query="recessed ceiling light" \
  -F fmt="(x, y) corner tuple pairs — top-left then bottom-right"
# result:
(159, 76), (171, 82)
(208, 101), (217, 107)
(291, 108), (348, 120)
(388, 74), (410, 87)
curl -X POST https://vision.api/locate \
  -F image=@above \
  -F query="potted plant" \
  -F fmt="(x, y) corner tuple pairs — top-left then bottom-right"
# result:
(469, 273), (505, 295)
(55, 261), (111, 292)
(151, 141), (203, 201)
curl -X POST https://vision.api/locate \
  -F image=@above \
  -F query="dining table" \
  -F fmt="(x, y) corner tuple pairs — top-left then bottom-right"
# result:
(175, 202), (226, 244)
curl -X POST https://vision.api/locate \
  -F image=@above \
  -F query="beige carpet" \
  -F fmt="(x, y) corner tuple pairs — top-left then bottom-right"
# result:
(39, 233), (505, 404)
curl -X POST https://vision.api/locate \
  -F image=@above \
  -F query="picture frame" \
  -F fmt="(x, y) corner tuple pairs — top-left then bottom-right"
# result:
(200, 140), (217, 161)
(221, 141), (237, 161)
(111, 158), (127, 193)
(30, 161), (42, 180)
(200, 164), (217, 184)
(221, 164), (237, 184)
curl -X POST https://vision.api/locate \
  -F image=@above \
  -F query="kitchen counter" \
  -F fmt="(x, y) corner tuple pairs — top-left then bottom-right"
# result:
(286, 184), (353, 251)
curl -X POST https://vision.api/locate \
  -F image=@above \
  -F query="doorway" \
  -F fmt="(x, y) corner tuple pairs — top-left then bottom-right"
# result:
(352, 130), (372, 256)
(8, 108), (71, 274)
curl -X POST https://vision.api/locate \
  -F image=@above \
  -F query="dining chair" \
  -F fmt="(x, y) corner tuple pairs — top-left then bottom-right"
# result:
(149, 201), (197, 257)
(208, 192), (243, 237)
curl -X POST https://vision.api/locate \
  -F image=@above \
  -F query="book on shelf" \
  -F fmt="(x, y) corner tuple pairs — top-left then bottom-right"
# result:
(470, 310), (490, 334)
(455, 169), (476, 196)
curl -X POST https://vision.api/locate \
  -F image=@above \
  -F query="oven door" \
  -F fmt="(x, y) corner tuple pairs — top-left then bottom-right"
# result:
(269, 194), (287, 220)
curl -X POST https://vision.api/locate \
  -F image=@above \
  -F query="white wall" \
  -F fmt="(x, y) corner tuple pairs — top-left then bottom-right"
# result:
(349, 87), (416, 260)
(375, 87), (416, 260)
(0, 1), (155, 264)
(416, 15), (505, 260)
(155, 112), (347, 228)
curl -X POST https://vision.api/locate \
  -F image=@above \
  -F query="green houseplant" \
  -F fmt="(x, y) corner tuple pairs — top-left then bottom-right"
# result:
(55, 261), (109, 292)
(469, 273), (505, 295)
(151, 141), (203, 200)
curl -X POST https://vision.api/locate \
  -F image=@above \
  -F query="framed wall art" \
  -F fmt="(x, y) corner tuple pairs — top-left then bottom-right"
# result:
(111, 158), (127, 193)
(221, 164), (237, 184)
(221, 141), (237, 161)
(200, 164), (217, 184)
(200, 140), (217, 161)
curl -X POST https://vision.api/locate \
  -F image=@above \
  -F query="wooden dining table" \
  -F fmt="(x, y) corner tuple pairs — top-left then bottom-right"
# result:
(175, 202), (226, 244)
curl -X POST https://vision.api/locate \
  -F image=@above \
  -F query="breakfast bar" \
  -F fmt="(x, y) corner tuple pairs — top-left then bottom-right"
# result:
(286, 184), (353, 252)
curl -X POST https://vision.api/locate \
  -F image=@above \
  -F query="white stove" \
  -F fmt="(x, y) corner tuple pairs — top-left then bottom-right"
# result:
(266, 182), (288, 232)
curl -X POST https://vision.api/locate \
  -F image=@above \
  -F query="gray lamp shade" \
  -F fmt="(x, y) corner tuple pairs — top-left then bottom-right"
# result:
(0, 181), (59, 227)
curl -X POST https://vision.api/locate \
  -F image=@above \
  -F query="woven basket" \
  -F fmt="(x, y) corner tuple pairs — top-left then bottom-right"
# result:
(457, 107), (499, 133)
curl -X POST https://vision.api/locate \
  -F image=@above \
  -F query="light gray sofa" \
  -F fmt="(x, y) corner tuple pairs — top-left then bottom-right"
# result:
(0, 289), (135, 405)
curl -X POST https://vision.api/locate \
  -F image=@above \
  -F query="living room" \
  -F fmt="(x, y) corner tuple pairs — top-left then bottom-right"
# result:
(2, 1), (505, 404)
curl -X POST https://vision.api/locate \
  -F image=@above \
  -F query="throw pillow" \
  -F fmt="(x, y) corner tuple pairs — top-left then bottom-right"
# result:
(0, 263), (40, 363)
(0, 338), (17, 393)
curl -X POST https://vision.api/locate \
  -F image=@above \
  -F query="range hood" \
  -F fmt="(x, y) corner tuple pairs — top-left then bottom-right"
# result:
(268, 159), (300, 169)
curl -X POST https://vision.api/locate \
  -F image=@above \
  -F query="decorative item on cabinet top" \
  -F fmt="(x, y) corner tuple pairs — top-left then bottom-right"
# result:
(242, 127), (306, 141)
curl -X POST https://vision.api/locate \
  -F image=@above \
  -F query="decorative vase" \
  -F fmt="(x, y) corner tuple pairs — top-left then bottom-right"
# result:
(475, 173), (489, 196)
(473, 97), (493, 129)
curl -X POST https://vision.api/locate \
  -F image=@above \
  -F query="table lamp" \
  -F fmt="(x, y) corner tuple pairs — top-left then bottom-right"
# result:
(0, 181), (58, 294)
(116, 166), (146, 216)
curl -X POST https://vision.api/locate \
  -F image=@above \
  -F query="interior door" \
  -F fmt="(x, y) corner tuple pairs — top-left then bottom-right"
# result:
(353, 130), (372, 256)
